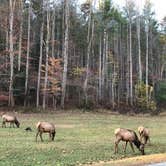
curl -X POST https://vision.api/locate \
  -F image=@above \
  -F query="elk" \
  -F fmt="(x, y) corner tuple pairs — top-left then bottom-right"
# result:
(114, 128), (145, 155)
(138, 126), (150, 144)
(2, 113), (20, 128)
(36, 121), (56, 142)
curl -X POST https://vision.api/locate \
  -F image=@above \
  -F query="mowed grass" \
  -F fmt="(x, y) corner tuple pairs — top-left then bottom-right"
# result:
(0, 111), (166, 166)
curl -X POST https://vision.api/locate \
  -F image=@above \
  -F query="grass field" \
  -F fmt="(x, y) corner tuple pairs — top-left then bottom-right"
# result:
(0, 111), (166, 166)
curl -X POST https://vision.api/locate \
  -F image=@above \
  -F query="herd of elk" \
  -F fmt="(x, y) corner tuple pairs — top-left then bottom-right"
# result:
(114, 126), (150, 155)
(1, 113), (56, 142)
(1, 112), (150, 155)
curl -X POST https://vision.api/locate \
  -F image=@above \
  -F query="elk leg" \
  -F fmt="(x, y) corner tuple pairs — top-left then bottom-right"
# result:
(148, 137), (151, 144)
(52, 131), (56, 141)
(130, 142), (135, 152)
(140, 133), (144, 143)
(39, 132), (43, 142)
(2, 121), (5, 128)
(36, 131), (39, 142)
(114, 138), (121, 154)
(49, 133), (52, 141)
(145, 136), (150, 144)
(124, 141), (128, 153)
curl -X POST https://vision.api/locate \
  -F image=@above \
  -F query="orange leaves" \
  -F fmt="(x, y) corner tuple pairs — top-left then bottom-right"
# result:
(41, 57), (62, 95)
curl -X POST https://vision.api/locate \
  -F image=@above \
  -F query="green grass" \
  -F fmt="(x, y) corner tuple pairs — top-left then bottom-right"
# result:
(0, 111), (166, 166)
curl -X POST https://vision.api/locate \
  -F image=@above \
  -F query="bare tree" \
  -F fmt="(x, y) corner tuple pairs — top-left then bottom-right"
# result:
(36, 21), (44, 108)
(8, 0), (16, 107)
(18, 0), (23, 71)
(144, 0), (153, 105)
(43, 4), (51, 109)
(125, 0), (136, 106)
(145, 20), (149, 104)
(51, 6), (56, 58)
(101, 29), (106, 101)
(98, 34), (102, 102)
(61, 0), (69, 108)
(136, 13), (142, 83)
(24, 1), (31, 106)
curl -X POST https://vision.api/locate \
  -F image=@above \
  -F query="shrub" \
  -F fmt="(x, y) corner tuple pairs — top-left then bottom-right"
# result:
(135, 82), (157, 112)
(78, 98), (95, 110)
(155, 81), (166, 107)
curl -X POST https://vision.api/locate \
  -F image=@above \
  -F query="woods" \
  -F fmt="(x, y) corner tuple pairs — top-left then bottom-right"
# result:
(0, 0), (165, 112)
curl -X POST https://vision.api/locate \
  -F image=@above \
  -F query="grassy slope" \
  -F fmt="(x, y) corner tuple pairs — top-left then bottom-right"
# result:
(0, 111), (165, 166)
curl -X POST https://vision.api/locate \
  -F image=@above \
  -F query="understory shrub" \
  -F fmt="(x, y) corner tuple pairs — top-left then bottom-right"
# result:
(135, 82), (157, 112)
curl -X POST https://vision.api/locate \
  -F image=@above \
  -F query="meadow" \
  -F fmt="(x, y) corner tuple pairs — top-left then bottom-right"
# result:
(0, 111), (166, 166)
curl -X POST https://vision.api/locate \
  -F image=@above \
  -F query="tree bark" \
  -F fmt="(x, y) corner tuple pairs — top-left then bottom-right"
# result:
(8, 0), (16, 107)
(137, 15), (142, 83)
(145, 23), (149, 105)
(98, 34), (102, 103)
(5, 17), (9, 69)
(61, 0), (69, 109)
(36, 21), (44, 108)
(43, 7), (51, 109)
(83, 16), (94, 105)
(51, 7), (56, 58)
(129, 20), (133, 106)
(18, 0), (23, 71)
(24, 1), (31, 106)
(102, 29), (106, 101)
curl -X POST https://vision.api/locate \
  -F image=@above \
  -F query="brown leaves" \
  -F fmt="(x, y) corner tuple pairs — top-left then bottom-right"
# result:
(41, 57), (62, 95)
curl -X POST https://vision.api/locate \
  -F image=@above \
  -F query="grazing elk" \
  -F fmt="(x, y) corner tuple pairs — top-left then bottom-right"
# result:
(2, 113), (20, 128)
(138, 126), (150, 144)
(114, 128), (145, 155)
(36, 121), (56, 142)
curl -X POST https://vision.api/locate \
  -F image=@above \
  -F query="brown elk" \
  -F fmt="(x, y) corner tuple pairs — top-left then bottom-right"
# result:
(114, 128), (145, 155)
(36, 121), (56, 142)
(138, 126), (150, 144)
(2, 113), (20, 128)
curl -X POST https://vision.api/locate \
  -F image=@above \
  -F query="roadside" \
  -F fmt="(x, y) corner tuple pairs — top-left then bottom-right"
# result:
(148, 162), (166, 166)
(87, 153), (166, 166)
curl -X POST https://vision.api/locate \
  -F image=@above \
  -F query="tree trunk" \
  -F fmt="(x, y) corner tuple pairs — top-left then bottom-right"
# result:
(43, 7), (51, 109)
(145, 23), (149, 105)
(18, 0), (23, 71)
(126, 24), (129, 105)
(36, 21), (44, 108)
(24, 2), (31, 106)
(5, 17), (9, 69)
(98, 34), (102, 103)
(137, 15), (142, 83)
(102, 29), (106, 101)
(83, 16), (94, 105)
(129, 21), (133, 106)
(8, 0), (16, 107)
(51, 7), (56, 58)
(61, 0), (69, 109)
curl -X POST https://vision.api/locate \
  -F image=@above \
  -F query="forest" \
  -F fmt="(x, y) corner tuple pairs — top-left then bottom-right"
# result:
(0, 0), (165, 112)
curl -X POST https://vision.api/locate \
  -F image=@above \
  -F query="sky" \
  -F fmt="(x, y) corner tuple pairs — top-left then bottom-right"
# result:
(79, 0), (166, 22)
(112, 0), (166, 21)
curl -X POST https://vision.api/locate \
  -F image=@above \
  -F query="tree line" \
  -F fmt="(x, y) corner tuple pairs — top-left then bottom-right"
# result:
(0, 0), (165, 112)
